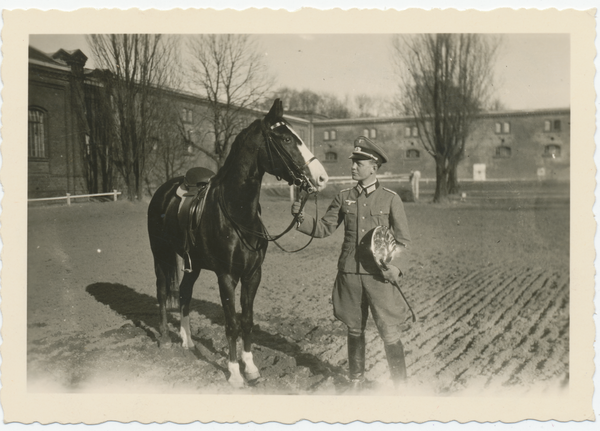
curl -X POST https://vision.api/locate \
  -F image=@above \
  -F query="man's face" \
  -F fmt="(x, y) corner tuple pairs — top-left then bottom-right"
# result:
(351, 159), (377, 183)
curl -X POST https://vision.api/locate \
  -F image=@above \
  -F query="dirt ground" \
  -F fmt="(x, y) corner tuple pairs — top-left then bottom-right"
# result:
(27, 181), (569, 396)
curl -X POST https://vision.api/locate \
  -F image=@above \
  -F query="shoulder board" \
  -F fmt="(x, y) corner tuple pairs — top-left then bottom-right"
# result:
(340, 187), (353, 193)
(383, 187), (398, 195)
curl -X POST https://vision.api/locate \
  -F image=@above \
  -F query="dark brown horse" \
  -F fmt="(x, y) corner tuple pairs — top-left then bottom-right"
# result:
(147, 99), (328, 387)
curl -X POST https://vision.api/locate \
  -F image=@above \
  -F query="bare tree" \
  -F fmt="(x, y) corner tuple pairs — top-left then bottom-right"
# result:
(86, 34), (181, 200)
(393, 34), (500, 202)
(186, 34), (272, 168)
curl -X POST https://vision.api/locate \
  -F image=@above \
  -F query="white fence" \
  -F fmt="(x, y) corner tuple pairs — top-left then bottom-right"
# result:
(28, 190), (122, 206)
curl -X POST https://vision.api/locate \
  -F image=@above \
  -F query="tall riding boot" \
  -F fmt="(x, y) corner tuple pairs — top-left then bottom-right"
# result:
(384, 339), (407, 388)
(347, 332), (366, 392)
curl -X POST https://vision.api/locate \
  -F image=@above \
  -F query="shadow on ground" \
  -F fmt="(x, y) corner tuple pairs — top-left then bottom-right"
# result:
(86, 282), (344, 386)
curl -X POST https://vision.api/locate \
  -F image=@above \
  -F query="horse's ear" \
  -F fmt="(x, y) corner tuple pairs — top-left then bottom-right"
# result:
(265, 98), (284, 124)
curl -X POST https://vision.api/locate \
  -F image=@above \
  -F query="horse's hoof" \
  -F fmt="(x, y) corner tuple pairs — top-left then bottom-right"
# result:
(228, 377), (245, 389)
(158, 336), (172, 348)
(245, 370), (261, 382)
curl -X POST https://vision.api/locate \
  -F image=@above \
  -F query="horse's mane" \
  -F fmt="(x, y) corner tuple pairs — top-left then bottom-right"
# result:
(212, 119), (263, 183)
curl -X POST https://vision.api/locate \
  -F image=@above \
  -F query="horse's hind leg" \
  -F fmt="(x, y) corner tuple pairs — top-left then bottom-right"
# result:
(154, 259), (176, 347)
(179, 268), (200, 349)
(217, 273), (244, 388)
(240, 267), (261, 382)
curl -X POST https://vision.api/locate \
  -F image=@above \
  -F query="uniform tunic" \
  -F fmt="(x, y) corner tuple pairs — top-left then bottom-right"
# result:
(297, 181), (412, 340)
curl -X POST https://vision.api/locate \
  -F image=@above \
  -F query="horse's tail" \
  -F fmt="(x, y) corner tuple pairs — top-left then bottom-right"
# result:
(148, 177), (184, 311)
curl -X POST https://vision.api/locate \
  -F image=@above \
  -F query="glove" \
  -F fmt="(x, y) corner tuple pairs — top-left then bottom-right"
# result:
(291, 200), (304, 226)
(291, 201), (303, 216)
(381, 265), (401, 284)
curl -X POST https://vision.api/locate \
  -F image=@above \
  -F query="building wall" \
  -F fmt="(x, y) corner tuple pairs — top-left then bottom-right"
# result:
(310, 109), (570, 181)
(28, 64), (87, 198)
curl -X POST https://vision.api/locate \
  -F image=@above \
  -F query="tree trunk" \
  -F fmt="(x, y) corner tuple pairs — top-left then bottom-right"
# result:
(447, 162), (460, 195)
(433, 158), (450, 203)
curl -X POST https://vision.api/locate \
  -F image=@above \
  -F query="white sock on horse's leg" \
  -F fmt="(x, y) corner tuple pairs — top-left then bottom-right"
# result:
(241, 351), (260, 381)
(180, 315), (195, 349)
(228, 362), (244, 388)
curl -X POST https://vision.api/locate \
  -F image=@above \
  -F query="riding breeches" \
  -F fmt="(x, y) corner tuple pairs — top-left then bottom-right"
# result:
(332, 272), (410, 344)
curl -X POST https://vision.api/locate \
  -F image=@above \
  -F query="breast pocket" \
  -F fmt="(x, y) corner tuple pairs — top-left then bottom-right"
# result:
(371, 207), (390, 226)
(343, 203), (357, 225)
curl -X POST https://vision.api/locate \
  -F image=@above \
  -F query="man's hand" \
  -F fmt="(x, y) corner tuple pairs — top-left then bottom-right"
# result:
(291, 201), (303, 216)
(381, 265), (401, 284)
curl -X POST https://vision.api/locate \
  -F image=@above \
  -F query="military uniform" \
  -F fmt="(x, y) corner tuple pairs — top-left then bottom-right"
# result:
(297, 181), (411, 338)
(294, 135), (412, 390)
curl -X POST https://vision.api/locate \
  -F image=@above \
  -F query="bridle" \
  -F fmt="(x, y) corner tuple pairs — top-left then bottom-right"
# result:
(215, 120), (319, 253)
(262, 121), (319, 195)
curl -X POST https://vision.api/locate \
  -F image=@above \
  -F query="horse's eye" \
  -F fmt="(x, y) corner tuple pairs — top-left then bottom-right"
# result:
(283, 136), (292, 143)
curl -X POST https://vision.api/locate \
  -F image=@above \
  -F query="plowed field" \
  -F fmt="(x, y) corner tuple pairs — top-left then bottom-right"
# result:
(27, 181), (569, 396)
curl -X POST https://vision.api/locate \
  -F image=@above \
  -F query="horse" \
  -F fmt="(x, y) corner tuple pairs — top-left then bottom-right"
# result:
(147, 99), (329, 387)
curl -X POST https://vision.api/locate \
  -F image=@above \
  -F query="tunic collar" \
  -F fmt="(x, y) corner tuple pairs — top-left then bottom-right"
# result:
(356, 180), (379, 196)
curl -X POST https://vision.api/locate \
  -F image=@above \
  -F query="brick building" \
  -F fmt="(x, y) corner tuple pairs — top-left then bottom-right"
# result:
(28, 45), (570, 199)
(311, 109), (570, 181)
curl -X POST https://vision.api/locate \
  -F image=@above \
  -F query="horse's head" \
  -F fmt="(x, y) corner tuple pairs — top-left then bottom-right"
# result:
(261, 99), (328, 193)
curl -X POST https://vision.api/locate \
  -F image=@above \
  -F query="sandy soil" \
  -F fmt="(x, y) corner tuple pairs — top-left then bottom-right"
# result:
(27, 182), (569, 395)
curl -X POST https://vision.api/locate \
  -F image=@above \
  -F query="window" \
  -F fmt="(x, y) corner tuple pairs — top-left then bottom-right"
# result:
(28, 108), (47, 158)
(495, 146), (511, 158)
(182, 108), (193, 123)
(544, 119), (562, 132)
(406, 149), (420, 159)
(369, 129), (377, 139)
(544, 144), (561, 158)
(323, 130), (337, 141)
(405, 126), (418, 137)
(495, 122), (511, 134)
(325, 151), (338, 162)
(363, 128), (369, 137)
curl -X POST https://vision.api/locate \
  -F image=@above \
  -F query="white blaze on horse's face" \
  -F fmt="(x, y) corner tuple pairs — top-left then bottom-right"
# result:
(284, 124), (329, 192)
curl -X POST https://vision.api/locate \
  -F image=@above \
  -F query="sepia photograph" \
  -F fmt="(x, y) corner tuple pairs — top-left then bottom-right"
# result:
(1, 7), (596, 426)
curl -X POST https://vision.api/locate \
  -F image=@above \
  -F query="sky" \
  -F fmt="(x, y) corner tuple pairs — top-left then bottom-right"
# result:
(29, 33), (570, 111)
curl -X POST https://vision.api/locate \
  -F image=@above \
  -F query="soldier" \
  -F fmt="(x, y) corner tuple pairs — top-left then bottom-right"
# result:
(292, 136), (412, 392)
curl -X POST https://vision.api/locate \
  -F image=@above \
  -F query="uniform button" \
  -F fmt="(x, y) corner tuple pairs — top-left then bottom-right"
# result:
(384, 280), (389, 284)
(361, 229), (365, 232)
(380, 210), (383, 213)
(361, 216), (365, 220)
(363, 204), (367, 207)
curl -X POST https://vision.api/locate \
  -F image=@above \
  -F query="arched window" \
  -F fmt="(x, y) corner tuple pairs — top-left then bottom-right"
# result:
(495, 146), (511, 158)
(323, 131), (329, 141)
(406, 149), (420, 159)
(330, 130), (337, 140)
(544, 144), (561, 158)
(363, 128), (369, 137)
(370, 128), (377, 139)
(28, 108), (47, 158)
(325, 151), (338, 162)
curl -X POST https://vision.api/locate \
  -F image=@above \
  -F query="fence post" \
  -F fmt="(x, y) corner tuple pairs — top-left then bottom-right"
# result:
(66, 193), (71, 206)
(113, 189), (118, 201)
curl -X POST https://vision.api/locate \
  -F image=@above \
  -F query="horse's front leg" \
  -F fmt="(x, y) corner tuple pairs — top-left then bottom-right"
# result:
(240, 267), (261, 382)
(218, 273), (244, 388)
(179, 268), (200, 349)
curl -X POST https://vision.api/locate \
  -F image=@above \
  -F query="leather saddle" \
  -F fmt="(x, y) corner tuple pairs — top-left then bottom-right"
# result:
(176, 167), (215, 272)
